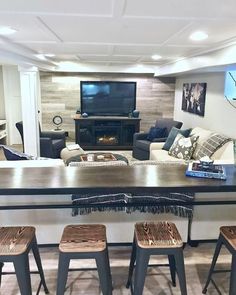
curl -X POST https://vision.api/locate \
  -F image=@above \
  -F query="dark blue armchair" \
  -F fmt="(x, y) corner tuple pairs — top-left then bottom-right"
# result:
(132, 118), (183, 160)
(16, 121), (66, 159)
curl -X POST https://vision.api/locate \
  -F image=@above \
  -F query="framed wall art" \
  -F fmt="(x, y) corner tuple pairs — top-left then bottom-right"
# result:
(181, 82), (207, 117)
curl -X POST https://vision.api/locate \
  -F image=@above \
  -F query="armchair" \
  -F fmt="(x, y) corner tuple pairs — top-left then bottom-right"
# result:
(16, 121), (66, 159)
(132, 118), (183, 160)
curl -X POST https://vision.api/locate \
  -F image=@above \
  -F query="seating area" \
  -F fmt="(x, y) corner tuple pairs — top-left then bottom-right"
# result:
(1, 1), (236, 294)
(0, 137), (236, 294)
(132, 118), (183, 160)
(0, 222), (235, 294)
(150, 126), (234, 164)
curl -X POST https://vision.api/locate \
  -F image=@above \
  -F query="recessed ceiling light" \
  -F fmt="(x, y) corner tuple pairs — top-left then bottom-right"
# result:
(136, 64), (144, 68)
(0, 26), (17, 35)
(35, 54), (47, 60)
(152, 54), (162, 60)
(44, 54), (55, 57)
(190, 31), (208, 41)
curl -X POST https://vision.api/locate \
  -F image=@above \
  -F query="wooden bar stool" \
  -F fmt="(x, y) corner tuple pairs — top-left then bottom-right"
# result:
(203, 226), (236, 294)
(56, 224), (112, 295)
(126, 221), (187, 295)
(0, 226), (49, 295)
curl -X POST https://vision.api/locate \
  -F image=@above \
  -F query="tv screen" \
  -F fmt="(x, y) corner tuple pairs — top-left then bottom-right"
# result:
(80, 81), (136, 116)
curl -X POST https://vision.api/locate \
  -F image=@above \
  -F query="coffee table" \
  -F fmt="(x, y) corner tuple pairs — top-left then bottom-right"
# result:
(66, 152), (129, 166)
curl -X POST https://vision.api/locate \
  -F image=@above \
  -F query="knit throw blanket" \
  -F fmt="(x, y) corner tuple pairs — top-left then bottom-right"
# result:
(71, 192), (195, 218)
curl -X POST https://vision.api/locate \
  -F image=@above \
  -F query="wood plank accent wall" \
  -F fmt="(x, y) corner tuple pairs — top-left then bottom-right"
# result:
(40, 72), (175, 141)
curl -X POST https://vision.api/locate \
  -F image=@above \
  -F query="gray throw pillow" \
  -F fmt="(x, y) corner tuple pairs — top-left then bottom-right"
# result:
(162, 127), (192, 151)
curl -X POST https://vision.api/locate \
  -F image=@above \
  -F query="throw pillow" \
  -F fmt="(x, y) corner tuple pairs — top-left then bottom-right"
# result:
(168, 134), (199, 160)
(190, 127), (213, 160)
(162, 127), (192, 151)
(195, 133), (232, 160)
(0, 145), (33, 161)
(147, 127), (167, 142)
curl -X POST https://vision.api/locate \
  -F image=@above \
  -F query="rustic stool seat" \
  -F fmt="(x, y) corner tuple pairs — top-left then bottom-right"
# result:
(57, 224), (112, 295)
(0, 226), (48, 295)
(126, 221), (187, 295)
(135, 221), (183, 249)
(220, 226), (236, 249)
(59, 224), (106, 253)
(203, 225), (236, 295)
(0, 227), (35, 255)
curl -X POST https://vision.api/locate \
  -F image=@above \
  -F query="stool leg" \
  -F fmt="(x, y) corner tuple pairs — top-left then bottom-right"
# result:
(133, 247), (149, 295)
(174, 249), (187, 295)
(56, 253), (70, 295)
(229, 254), (236, 295)
(126, 236), (137, 288)
(202, 235), (223, 294)
(0, 262), (3, 286)
(168, 255), (176, 287)
(95, 248), (112, 295)
(31, 236), (49, 294)
(13, 254), (32, 295)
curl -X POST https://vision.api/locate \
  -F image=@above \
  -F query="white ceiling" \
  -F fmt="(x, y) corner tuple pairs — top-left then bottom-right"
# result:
(1, 0), (236, 75)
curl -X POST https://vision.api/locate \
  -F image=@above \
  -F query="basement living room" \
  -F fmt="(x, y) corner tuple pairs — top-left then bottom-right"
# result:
(1, 1), (236, 295)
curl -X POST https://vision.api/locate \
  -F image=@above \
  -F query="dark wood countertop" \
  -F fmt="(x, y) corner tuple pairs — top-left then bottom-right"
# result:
(0, 164), (236, 195)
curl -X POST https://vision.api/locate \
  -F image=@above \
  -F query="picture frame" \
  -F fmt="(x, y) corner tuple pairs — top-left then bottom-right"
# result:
(181, 83), (207, 117)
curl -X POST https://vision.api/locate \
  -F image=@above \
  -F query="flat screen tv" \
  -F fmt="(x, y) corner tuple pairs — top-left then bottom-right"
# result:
(80, 81), (136, 116)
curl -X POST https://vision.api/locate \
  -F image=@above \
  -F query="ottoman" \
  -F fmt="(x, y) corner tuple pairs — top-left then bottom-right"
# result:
(60, 146), (85, 162)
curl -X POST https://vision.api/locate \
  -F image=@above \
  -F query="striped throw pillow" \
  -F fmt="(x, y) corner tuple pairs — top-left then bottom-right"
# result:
(195, 133), (231, 160)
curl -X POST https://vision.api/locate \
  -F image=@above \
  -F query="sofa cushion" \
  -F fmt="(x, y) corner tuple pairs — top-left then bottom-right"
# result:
(150, 149), (185, 162)
(168, 134), (199, 160)
(146, 126), (167, 141)
(1, 145), (33, 161)
(162, 127), (192, 151)
(195, 133), (232, 160)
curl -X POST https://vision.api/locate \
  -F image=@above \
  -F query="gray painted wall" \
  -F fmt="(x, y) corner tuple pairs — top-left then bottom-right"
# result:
(40, 72), (176, 141)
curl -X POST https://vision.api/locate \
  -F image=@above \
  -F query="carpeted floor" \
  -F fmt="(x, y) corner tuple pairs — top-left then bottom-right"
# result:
(0, 243), (232, 294)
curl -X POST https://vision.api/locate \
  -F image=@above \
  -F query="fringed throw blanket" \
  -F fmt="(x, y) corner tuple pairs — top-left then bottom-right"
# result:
(71, 192), (195, 218)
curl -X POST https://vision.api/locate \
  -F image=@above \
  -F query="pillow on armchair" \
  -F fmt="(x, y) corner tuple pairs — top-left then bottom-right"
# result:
(146, 127), (167, 142)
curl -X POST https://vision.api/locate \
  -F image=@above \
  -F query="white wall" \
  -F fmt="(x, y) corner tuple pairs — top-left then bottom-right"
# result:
(174, 72), (236, 139)
(2, 65), (22, 145)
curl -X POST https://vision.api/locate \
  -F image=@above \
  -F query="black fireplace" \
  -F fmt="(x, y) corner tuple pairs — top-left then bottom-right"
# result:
(74, 117), (140, 150)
